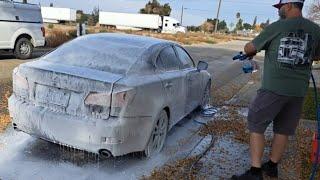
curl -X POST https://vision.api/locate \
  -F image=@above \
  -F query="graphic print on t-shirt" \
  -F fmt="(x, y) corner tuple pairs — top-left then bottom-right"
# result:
(277, 30), (313, 68)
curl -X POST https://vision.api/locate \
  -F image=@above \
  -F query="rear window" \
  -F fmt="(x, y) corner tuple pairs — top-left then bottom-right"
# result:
(42, 36), (146, 75)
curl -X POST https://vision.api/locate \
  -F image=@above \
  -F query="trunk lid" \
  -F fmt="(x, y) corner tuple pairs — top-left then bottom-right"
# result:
(16, 61), (123, 119)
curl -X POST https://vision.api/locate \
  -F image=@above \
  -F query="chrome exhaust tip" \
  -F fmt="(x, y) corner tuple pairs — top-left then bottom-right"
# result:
(98, 149), (112, 159)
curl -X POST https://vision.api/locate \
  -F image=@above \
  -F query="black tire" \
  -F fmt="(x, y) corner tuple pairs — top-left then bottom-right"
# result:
(14, 37), (33, 60)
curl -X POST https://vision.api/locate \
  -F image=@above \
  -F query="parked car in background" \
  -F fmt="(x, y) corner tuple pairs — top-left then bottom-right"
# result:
(0, 0), (45, 59)
(9, 33), (211, 158)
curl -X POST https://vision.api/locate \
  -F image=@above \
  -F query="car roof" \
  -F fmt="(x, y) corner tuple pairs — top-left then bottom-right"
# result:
(80, 33), (172, 49)
(41, 33), (178, 75)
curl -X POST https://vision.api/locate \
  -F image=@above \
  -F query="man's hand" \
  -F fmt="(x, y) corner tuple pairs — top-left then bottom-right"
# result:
(244, 42), (257, 57)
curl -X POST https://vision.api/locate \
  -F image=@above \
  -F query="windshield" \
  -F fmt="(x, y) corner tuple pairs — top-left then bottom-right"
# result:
(42, 35), (146, 75)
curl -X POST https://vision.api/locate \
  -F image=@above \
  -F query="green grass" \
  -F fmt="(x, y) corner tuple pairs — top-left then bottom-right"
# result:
(302, 87), (320, 120)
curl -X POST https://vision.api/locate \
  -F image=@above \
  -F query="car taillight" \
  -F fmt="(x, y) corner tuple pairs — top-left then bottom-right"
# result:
(13, 69), (29, 98)
(41, 27), (45, 37)
(110, 91), (128, 117)
(85, 92), (110, 119)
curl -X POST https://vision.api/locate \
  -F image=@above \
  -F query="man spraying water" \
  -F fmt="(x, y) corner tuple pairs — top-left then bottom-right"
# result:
(232, 0), (320, 179)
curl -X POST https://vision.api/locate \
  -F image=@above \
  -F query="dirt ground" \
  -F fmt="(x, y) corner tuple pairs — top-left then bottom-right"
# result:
(0, 79), (11, 133)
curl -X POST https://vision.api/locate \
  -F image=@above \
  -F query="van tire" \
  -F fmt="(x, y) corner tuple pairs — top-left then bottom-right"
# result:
(14, 38), (33, 60)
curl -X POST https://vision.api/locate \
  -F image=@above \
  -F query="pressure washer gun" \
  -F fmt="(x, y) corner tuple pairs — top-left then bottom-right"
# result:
(233, 52), (258, 74)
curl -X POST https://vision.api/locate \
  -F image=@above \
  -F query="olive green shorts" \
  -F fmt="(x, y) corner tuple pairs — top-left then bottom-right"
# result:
(247, 89), (304, 136)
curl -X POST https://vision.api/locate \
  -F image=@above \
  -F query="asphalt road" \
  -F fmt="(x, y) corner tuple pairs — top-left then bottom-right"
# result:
(0, 40), (252, 179)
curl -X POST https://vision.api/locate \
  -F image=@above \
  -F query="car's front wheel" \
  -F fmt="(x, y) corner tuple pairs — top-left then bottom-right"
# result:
(14, 37), (33, 60)
(144, 110), (168, 157)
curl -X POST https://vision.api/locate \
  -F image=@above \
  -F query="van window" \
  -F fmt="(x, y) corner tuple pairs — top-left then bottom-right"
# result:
(156, 47), (181, 71)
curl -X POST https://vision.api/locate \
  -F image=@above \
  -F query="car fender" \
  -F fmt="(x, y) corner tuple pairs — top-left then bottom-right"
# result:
(200, 71), (212, 93)
(10, 27), (36, 48)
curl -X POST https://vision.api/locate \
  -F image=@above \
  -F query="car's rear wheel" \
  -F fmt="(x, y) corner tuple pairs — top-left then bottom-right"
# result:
(14, 37), (33, 60)
(200, 82), (211, 109)
(144, 110), (168, 157)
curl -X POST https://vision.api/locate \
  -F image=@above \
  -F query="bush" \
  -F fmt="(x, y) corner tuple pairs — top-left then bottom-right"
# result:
(67, 30), (78, 38)
(48, 24), (54, 29)
(99, 28), (110, 33)
(46, 30), (75, 48)
(302, 87), (320, 120)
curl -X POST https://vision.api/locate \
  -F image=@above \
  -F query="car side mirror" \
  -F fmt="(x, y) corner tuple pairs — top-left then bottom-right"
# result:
(197, 61), (208, 71)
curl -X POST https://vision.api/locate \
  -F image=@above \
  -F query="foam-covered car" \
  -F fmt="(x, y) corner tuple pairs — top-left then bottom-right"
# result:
(8, 33), (211, 157)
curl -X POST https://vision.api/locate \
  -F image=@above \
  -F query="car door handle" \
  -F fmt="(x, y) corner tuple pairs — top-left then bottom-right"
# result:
(165, 82), (173, 88)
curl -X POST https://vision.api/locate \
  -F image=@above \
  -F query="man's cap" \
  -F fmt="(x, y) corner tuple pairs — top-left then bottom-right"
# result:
(273, 0), (304, 9)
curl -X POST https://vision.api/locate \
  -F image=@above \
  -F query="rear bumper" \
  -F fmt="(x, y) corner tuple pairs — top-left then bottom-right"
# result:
(33, 38), (45, 47)
(8, 95), (154, 156)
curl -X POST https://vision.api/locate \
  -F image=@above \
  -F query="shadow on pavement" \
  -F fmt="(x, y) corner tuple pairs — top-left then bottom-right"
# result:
(0, 48), (52, 60)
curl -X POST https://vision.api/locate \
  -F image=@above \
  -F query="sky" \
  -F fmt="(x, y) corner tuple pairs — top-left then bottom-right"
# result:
(24, 0), (315, 27)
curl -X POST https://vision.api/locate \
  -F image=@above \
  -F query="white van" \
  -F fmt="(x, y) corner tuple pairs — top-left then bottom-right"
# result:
(0, 0), (45, 59)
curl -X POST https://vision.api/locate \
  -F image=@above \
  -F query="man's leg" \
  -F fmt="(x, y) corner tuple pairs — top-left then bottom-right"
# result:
(232, 89), (284, 180)
(261, 97), (303, 178)
(270, 134), (289, 163)
(250, 133), (265, 167)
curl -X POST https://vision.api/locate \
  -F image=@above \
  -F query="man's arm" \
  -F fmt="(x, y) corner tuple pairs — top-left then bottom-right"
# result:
(244, 22), (279, 57)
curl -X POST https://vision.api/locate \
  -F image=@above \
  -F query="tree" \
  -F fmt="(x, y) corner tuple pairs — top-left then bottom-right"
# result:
(200, 22), (214, 33)
(260, 19), (270, 29)
(187, 26), (201, 32)
(308, 0), (320, 22)
(236, 12), (241, 19)
(76, 10), (89, 23)
(87, 15), (95, 26)
(265, 19), (270, 26)
(243, 23), (252, 30)
(235, 18), (244, 30)
(140, 0), (171, 16)
(161, 3), (171, 16)
(229, 22), (235, 31)
(50, 3), (53, 7)
(22, 0), (27, 3)
(91, 6), (99, 25)
(252, 16), (257, 27)
(204, 18), (228, 32)
(218, 20), (228, 31)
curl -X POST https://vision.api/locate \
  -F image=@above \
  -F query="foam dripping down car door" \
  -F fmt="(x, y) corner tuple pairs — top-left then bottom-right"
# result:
(174, 45), (202, 114)
(155, 45), (186, 125)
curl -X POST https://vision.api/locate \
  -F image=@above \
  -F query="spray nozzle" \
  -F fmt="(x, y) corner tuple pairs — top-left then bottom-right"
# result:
(233, 52), (248, 61)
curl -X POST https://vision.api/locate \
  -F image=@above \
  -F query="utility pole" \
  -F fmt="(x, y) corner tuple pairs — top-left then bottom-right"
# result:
(214, 0), (222, 33)
(180, 5), (184, 25)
